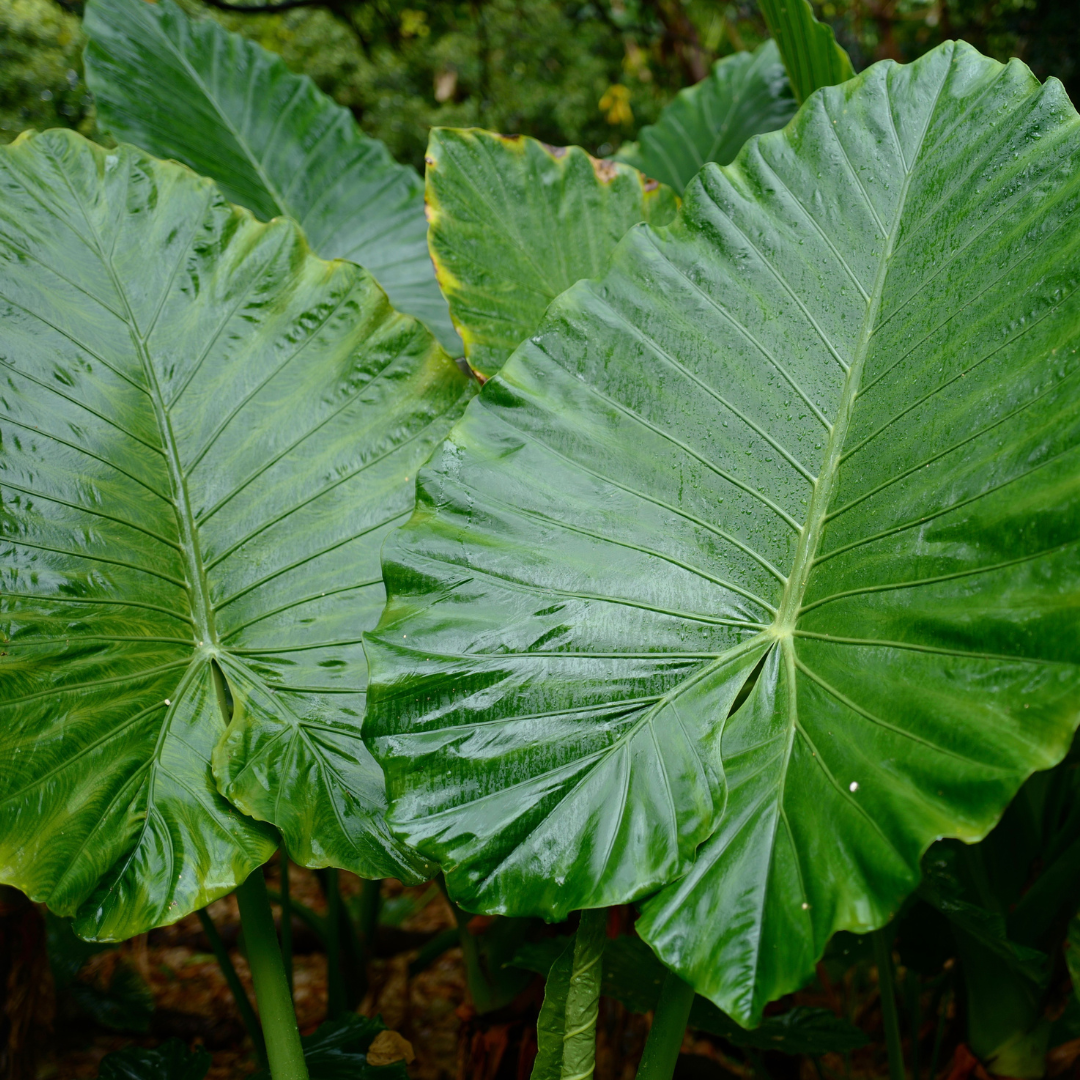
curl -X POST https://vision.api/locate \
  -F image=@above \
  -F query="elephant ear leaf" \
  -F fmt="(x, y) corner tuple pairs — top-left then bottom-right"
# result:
(758, 0), (855, 103)
(615, 41), (797, 193)
(365, 41), (1080, 1026)
(425, 128), (678, 378)
(0, 130), (471, 940)
(82, 0), (460, 353)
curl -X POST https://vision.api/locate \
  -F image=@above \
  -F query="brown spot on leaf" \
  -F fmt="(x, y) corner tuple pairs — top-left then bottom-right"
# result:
(542, 142), (568, 158)
(643, 178), (660, 192)
(590, 155), (619, 183)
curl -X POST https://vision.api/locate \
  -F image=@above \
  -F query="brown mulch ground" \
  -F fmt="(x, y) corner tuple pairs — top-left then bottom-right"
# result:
(26, 857), (714, 1080)
(23, 861), (1048, 1080)
(37, 861), (470, 1080)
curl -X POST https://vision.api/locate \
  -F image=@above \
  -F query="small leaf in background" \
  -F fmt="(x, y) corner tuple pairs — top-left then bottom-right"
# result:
(920, 846), (1050, 988)
(757, 0), (855, 103)
(46, 911), (113, 989)
(82, 0), (460, 352)
(67, 963), (155, 1033)
(602, 938), (869, 1054)
(1051, 915), (1080, 1048)
(424, 127), (678, 377)
(97, 1038), (210, 1080)
(0, 129), (472, 938)
(448, 907), (539, 1015)
(1068, 914), (1080, 998)
(530, 910), (605, 1080)
(47, 912), (154, 1031)
(367, 41), (1080, 1026)
(615, 41), (797, 194)
(252, 1014), (410, 1080)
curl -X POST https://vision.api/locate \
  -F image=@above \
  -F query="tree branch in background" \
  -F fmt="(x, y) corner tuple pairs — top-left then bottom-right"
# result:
(642, 0), (707, 83)
(198, 0), (334, 12)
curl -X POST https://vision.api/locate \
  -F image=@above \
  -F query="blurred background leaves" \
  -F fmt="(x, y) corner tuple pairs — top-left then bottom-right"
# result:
(2, 0), (1076, 171)
(0, 0), (95, 142)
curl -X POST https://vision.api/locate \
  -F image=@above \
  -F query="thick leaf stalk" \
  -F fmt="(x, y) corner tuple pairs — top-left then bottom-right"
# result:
(757, 0), (855, 103)
(873, 930), (905, 1080)
(531, 909), (607, 1080)
(197, 908), (268, 1069)
(635, 970), (696, 1080)
(236, 869), (309, 1080)
(279, 850), (293, 996)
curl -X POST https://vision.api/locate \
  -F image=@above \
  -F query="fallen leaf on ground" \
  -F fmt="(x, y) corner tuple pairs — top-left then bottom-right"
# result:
(367, 1030), (416, 1065)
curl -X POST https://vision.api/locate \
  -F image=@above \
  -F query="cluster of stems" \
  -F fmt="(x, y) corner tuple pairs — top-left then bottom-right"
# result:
(209, 867), (909, 1080)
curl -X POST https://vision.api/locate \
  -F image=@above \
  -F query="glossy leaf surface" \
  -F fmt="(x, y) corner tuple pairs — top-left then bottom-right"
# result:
(615, 41), (796, 194)
(0, 130), (469, 939)
(366, 43), (1080, 1024)
(530, 910), (605, 1080)
(425, 128), (678, 377)
(83, 0), (460, 352)
(758, 0), (855, 104)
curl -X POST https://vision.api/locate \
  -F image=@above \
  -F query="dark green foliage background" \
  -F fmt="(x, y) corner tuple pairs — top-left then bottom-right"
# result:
(2, 0), (1075, 170)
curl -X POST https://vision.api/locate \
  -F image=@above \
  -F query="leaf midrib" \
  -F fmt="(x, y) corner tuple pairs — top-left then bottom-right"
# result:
(737, 82), (943, 999)
(144, 8), (290, 218)
(774, 85), (936, 635)
(65, 162), (217, 649)
(703, 49), (761, 165)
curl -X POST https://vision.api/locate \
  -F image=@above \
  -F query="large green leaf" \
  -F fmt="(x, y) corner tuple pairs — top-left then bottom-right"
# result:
(615, 41), (797, 194)
(0, 129), (471, 939)
(758, 0), (855, 104)
(365, 42), (1080, 1025)
(82, 0), (460, 353)
(425, 128), (678, 378)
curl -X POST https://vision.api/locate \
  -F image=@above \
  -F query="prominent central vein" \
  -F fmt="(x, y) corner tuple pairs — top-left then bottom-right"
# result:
(152, 22), (291, 218)
(53, 146), (217, 651)
(107, 270), (217, 648)
(774, 127), (917, 633)
(140, 342), (218, 648)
